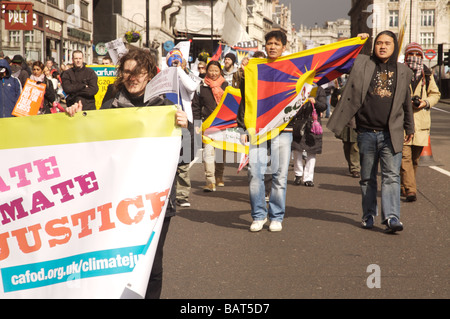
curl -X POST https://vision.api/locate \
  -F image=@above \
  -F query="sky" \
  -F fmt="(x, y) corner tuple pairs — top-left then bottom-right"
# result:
(277, 0), (352, 28)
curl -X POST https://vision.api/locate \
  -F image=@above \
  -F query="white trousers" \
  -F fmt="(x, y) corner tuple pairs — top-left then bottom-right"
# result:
(292, 149), (316, 182)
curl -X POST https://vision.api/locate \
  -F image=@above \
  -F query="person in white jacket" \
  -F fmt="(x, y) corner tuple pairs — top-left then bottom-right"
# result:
(166, 49), (200, 207)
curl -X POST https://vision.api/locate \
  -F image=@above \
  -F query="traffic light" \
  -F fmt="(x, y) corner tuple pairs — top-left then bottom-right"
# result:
(444, 50), (450, 67)
(437, 44), (443, 65)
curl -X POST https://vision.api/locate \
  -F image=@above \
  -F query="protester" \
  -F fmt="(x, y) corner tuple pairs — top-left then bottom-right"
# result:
(223, 52), (237, 85)
(65, 48), (188, 299)
(102, 56), (113, 65)
(46, 59), (57, 72)
(197, 61), (207, 79)
(327, 31), (415, 233)
(0, 59), (22, 118)
(237, 30), (292, 232)
(61, 50), (99, 111)
(401, 42), (441, 202)
(31, 61), (56, 114)
(320, 81), (334, 118)
(10, 55), (29, 87)
(335, 118), (361, 178)
(292, 86), (327, 187)
(192, 60), (228, 192)
(331, 82), (360, 178)
(166, 49), (198, 207)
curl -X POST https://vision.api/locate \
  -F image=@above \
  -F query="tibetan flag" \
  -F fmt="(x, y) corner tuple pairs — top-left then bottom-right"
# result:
(244, 36), (367, 145)
(211, 44), (224, 61)
(202, 86), (248, 154)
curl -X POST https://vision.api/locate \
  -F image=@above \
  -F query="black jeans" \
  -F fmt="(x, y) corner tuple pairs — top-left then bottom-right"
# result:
(144, 216), (172, 299)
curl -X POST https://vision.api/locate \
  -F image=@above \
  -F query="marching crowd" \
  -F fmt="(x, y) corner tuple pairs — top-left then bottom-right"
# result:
(0, 29), (441, 298)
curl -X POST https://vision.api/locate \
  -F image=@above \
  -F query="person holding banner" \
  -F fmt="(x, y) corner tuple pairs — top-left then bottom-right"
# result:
(65, 48), (188, 298)
(0, 58), (21, 118)
(192, 60), (229, 192)
(327, 31), (415, 233)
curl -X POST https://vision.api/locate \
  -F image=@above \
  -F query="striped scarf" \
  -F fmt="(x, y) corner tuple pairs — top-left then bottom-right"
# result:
(405, 55), (424, 81)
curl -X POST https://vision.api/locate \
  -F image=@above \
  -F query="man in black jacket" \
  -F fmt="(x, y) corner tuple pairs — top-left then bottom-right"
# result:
(327, 31), (414, 233)
(61, 50), (98, 110)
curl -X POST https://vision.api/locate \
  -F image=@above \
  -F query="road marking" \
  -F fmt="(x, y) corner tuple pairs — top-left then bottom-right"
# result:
(433, 107), (450, 114)
(430, 166), (450, 177)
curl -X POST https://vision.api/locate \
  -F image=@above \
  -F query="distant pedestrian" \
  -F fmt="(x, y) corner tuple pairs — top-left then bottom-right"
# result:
(401, 42), (441, 202)
(0, 59), (21, 118)
(335, 118), (361, 178)
(223, 52), (237, 85)
(197, 61), (207, 79)
(327, 31), (415, 233)
(61, 50), (98, 111)
(46, 59), (57, 72)
(292, 86), (327, 187)
(10, 55), (29, 87)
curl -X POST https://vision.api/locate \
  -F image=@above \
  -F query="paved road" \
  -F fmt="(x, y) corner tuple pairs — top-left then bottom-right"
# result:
(161, 102), (450, 299)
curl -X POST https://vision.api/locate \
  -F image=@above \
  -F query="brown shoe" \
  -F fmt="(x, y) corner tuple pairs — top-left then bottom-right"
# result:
(406, 192), (417, 202)
(351, 171), (360, 178)
(203, 183), (216, 192)
(216, 177), (225, 187)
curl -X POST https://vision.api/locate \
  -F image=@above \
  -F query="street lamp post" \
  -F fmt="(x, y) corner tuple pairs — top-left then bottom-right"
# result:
(211, 0), (214, 54)
(146, 0), (150, 48)
(409, 0), (412, 43)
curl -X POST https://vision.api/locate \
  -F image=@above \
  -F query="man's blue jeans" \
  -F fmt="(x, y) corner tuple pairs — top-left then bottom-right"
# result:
(248, 132), (292, 222)
(357, 129), (402, 223)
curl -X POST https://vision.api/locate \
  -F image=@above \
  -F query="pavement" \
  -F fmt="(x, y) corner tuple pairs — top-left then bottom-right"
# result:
(160, 103), (450, 300)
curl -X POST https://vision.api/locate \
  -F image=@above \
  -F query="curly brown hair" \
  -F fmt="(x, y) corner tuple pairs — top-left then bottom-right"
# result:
(114, 48), (158, 92)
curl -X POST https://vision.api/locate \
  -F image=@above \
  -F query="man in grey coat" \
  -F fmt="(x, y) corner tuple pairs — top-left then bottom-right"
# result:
(327, 31), (415, 233)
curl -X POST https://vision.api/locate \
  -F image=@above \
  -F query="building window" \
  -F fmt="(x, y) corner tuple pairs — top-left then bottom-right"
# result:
(389, 10), (399, 27)
(9, 31), (34, 43)
(420, 32), (434, 46)
(65, 0), (74, 12)
(47, 0), (59, 7)
(421, 9), (435, 27)
(80, 1), (89, 20)
(9, 31), (21, 44)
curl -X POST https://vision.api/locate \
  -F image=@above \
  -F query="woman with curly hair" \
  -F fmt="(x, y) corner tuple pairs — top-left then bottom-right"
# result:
(65, 48), (188, 299)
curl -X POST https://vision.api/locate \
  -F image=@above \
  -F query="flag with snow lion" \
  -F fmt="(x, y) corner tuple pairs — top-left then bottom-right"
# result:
(244, 36), (367, 144)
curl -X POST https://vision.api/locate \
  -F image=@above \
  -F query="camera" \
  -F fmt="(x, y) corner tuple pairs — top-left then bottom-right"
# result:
(412, 95), (421, 108)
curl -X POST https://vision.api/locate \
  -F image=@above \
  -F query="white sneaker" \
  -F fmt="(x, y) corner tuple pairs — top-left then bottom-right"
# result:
(250, 218), (267, 232)
(269, 221), (282, 232)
